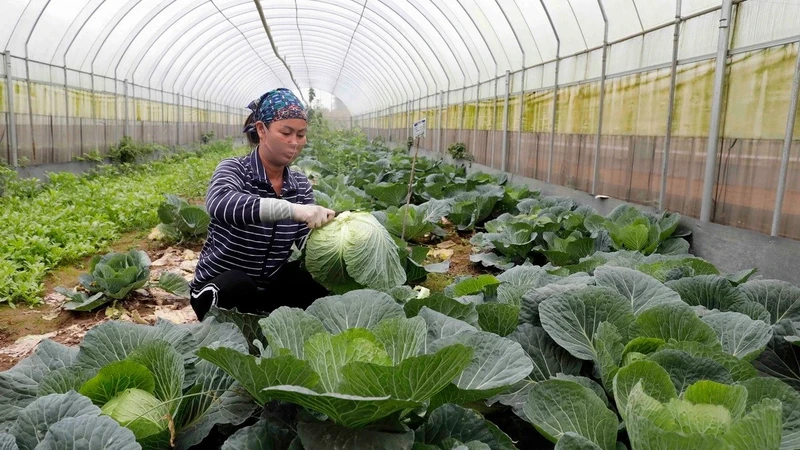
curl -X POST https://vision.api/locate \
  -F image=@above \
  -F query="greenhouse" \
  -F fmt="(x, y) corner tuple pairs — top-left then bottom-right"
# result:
(1, 0), (800, 449)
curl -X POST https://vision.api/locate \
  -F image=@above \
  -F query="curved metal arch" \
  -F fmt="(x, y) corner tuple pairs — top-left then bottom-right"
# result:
(110, 0), (186, 84)
(226, 64), (376, 113)
(172, 19), (407, 109)
(282, 58), (377, 107)
(216, 54), (387, 110)
(426, 1), (490, 81)
(80, 0), (143, 75)
(144, 3), (425, 105)
(155, 18), (282, 92)
(401, 0), (469, 86)
(462, 0), (512, 75)
(502, 0), (543, 63)
(327, 0), (366, 97)
(149, 9), (281, 90)
(135, 0), (433, 102)
(23, 0), (52, 62)
(266, 1), (437, 97)
(51, 0), (105, 66)
(564, 0), (591, 51)
(184, 26), (399, 108)
(406, 0), (478, 85)
(445, 1), (499, 80)
(134, 0), (233, 86)
(293, 0), (311, 88)
(213, 50), (394, 112)
(495, 0), (527, 67)
(365, 0), (449, 90)
(284, 59), (382, 110)
(197, 40), (396, 110)
(186, 20), (413, 105)
(260, 25), (414, 100)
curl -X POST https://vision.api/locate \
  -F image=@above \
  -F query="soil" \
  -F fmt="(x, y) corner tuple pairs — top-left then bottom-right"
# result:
(0, 231), (205, 371)
(0, 224), (489, 372)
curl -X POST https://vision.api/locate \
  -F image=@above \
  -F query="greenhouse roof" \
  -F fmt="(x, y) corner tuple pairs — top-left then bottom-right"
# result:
(1, 0), (798, 114)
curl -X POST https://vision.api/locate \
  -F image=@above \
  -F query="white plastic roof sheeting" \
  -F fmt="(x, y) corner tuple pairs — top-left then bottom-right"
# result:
(1, 0), (795, 115)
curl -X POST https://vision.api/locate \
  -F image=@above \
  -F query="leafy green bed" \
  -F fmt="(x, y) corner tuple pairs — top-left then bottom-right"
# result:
(0, 141), (240, 305)
(2, 129), (800, 450)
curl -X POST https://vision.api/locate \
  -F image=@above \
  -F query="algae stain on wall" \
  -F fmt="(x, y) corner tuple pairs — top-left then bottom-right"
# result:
(723, 43), (800, 139)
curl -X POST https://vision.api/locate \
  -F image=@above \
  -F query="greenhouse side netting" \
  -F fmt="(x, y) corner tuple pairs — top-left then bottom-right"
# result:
(355, 0), (800, 240)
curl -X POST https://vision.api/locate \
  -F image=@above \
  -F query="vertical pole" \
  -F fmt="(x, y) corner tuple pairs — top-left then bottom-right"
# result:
(459, 90), (466, 144)
(438, 90), (444, 156)
(91, 73), (97, 153)
(659, 0), (682, 211)
(405, 100), (410, 140)
(491, 78), (498, 168)
(770, 44), (800, 237)
(516, 70), (526, 175)
(160, 89), (165, 146)
(123, 79), (129, 137)
(472, 84), (479, 163)
(501, 70), (511, 172)
(591, 0), (609, 195)
(4, 52), (18, 166)
(700, 0), (734, 223)
(178, 94), (182, 145)
(64, 66), (70, 160)
(541, 0), (560, 182)
(25, 56), (36, 162)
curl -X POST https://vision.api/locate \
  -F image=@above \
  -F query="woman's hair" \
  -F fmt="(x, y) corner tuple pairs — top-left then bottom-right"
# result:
(244, 112), (259, 145)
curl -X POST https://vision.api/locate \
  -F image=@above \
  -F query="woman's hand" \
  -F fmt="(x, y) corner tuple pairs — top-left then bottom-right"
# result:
(291, 204), (336, 229)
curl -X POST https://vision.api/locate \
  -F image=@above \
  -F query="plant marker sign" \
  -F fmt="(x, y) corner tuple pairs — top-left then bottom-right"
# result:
(413, 118), (427, 138)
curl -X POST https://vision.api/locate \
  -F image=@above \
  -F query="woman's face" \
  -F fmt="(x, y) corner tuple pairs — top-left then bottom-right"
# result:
(256, 118), (308, 167)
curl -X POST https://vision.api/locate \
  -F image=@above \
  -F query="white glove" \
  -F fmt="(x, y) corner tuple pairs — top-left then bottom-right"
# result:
(291, 204), (336, 229)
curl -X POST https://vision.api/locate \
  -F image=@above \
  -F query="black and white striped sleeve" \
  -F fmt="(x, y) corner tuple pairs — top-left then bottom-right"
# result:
(302, 179), (315, 205)
(205, 160), (266, 226)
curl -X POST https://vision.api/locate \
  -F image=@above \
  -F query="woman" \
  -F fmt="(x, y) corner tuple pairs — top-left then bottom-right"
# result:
(190, 88), (335, 320)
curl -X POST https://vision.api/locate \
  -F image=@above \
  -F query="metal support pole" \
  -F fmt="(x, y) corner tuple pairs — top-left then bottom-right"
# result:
(64, 66), (70, 160)
(177, 94), (181, 145)
(473, 84), (479, 163)
(91, 73), (97, 153)
(438, 90), (444, 156)
(3, 52), (18, 166)
(501, 70), (511, 172)
(591, 0), (609, 195)
(123, 79), (129, 137)
(491, 78), (499, 168)
(700, 0), (734, 223)
(770, 45), (800, 236)
(405, 101), (410, 140)
(24, 57), (36, 162)
(659, 0), (683, 211)
(516, 70), (526, 175)
(541, 0), (560, 183)
(459, 92), (466, 144)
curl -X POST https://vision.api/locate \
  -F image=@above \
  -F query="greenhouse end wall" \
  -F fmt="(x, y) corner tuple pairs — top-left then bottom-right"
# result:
(361, 42), (800, 241)
(0, 55), (245, 165)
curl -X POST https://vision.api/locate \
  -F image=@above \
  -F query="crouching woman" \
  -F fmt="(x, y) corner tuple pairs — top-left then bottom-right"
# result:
(190, 88), (335, 320)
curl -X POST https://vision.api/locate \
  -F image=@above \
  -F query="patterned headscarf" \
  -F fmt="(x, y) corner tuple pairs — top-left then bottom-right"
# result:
(243, 88), (307, 135)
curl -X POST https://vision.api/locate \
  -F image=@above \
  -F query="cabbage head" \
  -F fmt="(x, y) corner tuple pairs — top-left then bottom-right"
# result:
(305, 211), (406, 294)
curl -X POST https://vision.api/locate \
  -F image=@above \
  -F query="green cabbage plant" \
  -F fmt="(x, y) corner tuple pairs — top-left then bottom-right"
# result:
(304, 211), (407, 293)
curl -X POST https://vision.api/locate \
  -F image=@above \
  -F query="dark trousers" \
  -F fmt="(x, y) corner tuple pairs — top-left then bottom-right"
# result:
(190, 261), (329, 321)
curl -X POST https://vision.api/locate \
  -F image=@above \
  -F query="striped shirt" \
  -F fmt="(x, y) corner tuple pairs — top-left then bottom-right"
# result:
(191, 149), (313, 290)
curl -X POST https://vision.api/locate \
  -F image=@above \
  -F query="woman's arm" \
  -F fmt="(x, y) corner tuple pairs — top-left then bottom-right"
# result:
(206, 160), (293, 226)
(206, 160), (333, 228)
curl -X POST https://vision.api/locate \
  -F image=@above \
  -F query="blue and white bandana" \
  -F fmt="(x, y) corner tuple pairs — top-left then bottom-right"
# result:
(243, 88), (307, 134)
